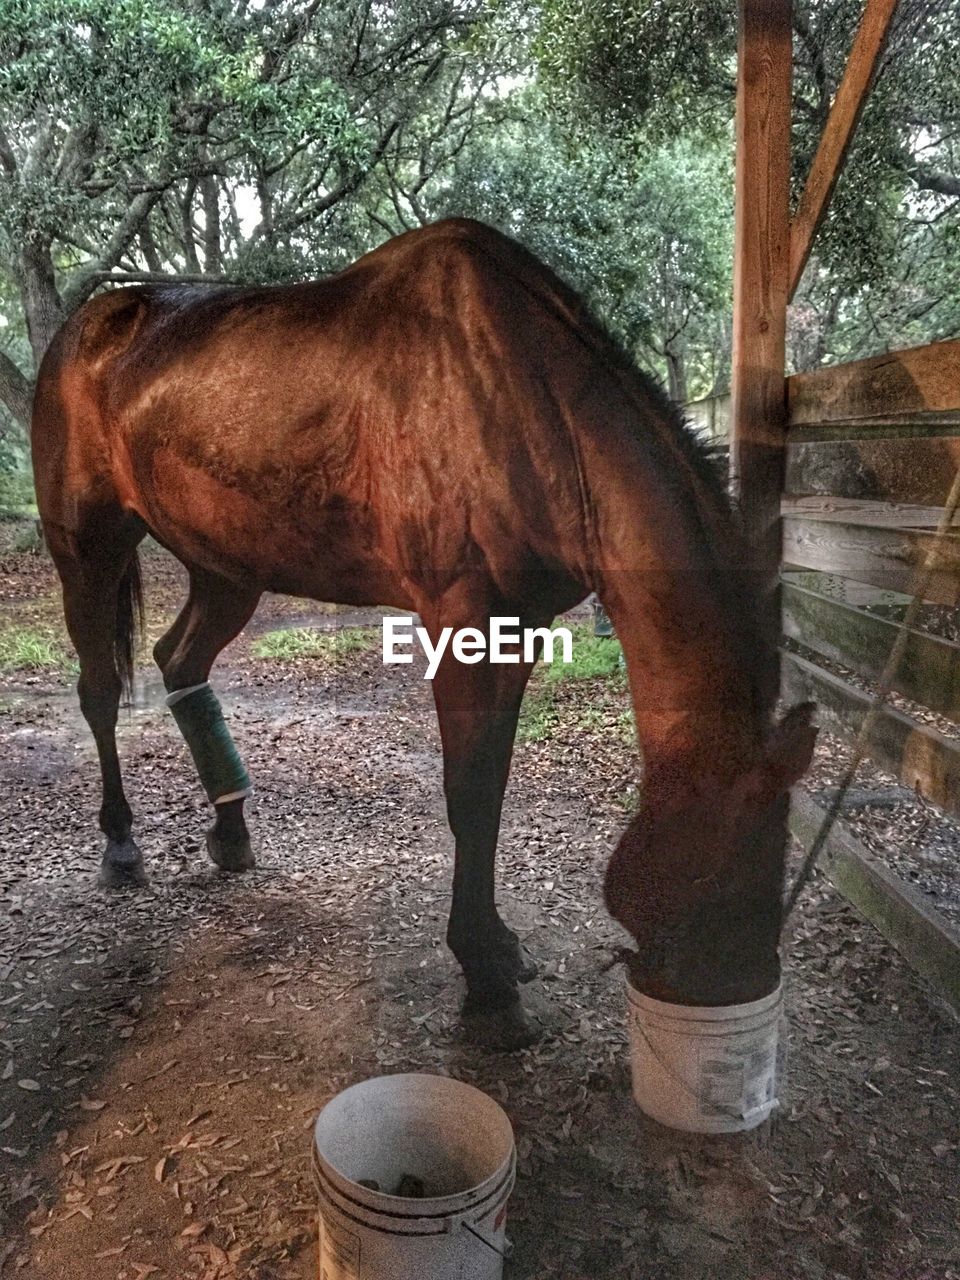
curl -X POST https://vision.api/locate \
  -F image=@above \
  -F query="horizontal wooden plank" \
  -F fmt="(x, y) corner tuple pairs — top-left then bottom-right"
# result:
(785, 437), (960, 506)
(782, 570), (912, 611)
(787, 422), (960, 445)
(781, 495), (958, 528)
(790, 791), (960, 1016)
(788, 338), (960, 426)
(782, 650), (960, 819)
(782, 583), (960, 721)
(782, 518), (960, 605)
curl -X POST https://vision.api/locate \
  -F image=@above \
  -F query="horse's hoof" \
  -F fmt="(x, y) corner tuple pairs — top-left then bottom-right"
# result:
(461, 1000), (542, 1052)
(205, 827), (256, 873)
(99, 839), (148, 889)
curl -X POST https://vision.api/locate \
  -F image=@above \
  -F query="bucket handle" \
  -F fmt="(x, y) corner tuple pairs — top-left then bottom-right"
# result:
(462, 1221), (513, 1260)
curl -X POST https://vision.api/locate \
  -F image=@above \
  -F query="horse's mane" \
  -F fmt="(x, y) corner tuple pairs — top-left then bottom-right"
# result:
(605, 339), (732, 507)
(486, 228), (773, 714)
(469, 222), (735, 524)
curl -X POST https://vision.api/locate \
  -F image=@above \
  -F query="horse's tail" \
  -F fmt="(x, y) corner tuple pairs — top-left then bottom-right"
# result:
(115, 550), (145, 700)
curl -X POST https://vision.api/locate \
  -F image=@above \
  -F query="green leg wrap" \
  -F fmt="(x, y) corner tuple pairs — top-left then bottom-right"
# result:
(166, 682), (251, 805)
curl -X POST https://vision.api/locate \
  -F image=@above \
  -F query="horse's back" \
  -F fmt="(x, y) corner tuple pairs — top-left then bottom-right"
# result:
(31, 219), (620, 593)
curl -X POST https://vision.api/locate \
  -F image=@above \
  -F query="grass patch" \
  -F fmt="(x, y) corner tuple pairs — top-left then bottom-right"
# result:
(251, 625), (377, 662)
(614, 709), (637, 744)
(12, 524), (43, 553)
(0, 624), (74, 673)
(517, 624), (630, 744)
(514, 686), (560, 747)
(615, 783), (641, 813)
(544, 623), (624, 683)
(516, 686), (560, 743)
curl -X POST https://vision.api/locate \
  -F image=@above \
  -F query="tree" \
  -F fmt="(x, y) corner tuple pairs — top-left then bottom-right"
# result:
(414, 97), (733, 400)
(533, 0), (960, 369)
(0, 0), (493, 435)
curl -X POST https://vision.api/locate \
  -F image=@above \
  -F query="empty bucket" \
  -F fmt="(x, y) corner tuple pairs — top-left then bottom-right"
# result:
(626, 979), (784, 1133)
(313, 1073), (516, 1280)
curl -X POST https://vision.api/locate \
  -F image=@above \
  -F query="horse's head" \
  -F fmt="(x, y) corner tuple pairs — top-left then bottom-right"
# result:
(603, 702), (817, 1005)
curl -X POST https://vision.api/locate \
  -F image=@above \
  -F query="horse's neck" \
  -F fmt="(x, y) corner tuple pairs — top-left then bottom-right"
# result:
(586, 443), (769, 785)
(612, 598), (764, 787)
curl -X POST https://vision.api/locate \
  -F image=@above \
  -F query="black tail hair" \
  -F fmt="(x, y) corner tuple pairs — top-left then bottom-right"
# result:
(115, 550), (144, 700)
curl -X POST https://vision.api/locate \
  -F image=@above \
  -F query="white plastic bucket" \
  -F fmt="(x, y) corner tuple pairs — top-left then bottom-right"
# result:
(313, 1073), (516, 1280)
(626, 979), (784, 1133)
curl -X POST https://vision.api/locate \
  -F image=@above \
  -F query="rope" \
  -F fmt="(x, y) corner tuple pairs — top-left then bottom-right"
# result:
(783, 464), (960, 919)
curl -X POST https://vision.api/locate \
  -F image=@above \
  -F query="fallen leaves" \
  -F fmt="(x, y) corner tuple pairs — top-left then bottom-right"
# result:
(93, 1154), (147, 1182)
(0, 578), (958, 1280)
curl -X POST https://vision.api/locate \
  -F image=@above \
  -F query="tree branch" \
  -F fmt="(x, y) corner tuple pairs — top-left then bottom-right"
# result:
(0, 350), (33, 429)
(62, 190), (166, 311)
(906, 164), (960, 197)
(83, 270), (233, 286)
(0, 123), (17, 176)
(278, 119), (402, 233)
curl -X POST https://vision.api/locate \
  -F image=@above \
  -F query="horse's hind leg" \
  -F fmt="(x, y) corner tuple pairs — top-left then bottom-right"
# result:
(154, 567), (260, 871)
(52, 521), (147, 889)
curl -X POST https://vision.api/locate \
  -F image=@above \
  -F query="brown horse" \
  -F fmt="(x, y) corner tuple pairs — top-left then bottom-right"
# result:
(32, 218), (815, 1049)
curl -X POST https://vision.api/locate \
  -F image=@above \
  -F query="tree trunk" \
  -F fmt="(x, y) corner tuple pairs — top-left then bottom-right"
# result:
(665, 346), (688, 404)
(181, 180), (202, 273)
(2, 238), (66, 429)
(0, 351), (33, 430)
(139, 222), (164, 274)
(814, 291), (841, 367)
(201, 173), (222, 275)
(712, 313), (733, 395)
(16, 240), (65, 366)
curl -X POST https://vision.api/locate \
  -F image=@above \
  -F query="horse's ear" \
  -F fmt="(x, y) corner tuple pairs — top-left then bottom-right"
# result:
(763, 702), (818, 791)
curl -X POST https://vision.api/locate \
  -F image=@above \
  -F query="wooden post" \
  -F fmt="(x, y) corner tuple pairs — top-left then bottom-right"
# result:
(789, 0), (900, 299)
(731, 0), (793, 698)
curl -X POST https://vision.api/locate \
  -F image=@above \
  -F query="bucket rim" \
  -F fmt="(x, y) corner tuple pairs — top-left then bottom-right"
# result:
(313, 1072), (515, 1216)
(625, 976), (783, 1021)
(314, 1144), (516, 1231)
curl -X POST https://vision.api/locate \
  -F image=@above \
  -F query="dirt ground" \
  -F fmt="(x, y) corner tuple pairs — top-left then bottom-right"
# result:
(1, 548), (959, 1280)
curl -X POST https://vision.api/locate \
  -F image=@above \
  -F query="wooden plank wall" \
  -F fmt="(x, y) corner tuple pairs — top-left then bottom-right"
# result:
(780, 337), (960, 814)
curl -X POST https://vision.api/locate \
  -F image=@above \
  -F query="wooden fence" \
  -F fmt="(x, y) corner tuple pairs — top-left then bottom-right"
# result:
(690, 343), (960, 814)
(778, 339), (960, 825)
(689, 338), (960, 1010)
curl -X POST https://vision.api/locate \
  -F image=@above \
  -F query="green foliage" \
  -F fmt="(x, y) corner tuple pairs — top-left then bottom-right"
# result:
(0, 469), (35, 514)
(543, 624), (624, 684)
(517, 622), (629, 743)
(434, 98), (733, 397)
(1, 0), (958, 432)
(251, 625), (376, 662)
(516, 685), (560, 743)
(10, 521), (41, 551)
(0, 0), (496, 406)
(0, 623), (72, 672)
(0, 0), (487, 265)
(530, 0), (960, 367)
(534, 0), (734, 141)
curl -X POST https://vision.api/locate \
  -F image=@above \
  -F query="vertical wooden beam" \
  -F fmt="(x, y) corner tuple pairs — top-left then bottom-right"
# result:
(789, 0), (899, 299)
(731, 0), (793, 698)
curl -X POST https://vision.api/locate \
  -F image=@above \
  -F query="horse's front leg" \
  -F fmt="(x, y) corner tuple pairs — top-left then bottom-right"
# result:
(426, 608), (540, 1050)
